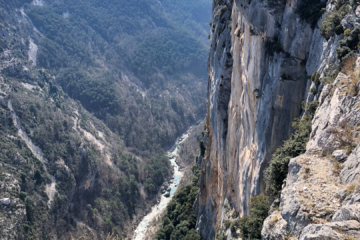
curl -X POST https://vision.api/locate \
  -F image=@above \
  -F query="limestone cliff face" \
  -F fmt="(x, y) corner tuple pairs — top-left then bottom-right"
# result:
(196, 0), (347, 239)
(262, 71), (360, 239)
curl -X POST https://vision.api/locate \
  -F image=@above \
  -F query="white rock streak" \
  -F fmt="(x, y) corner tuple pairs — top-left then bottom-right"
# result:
(8, 101), (57, 206)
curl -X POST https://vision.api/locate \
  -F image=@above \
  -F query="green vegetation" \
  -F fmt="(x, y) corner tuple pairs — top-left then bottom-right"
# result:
(215, 5), (228, 17)
(311, 71), (321, 87)
(322, 70), (340, 84)
(22, 0), (209, 156)
(295, 0), (326, 28)
(0, 97), (52, 239)
(7, 81), (151, 237)
(216, 232), (227, 240)
(58, 71), (120, 114)
(311, 68), (340, 89)
(238, 194), (271, 240)
(155, 166), (201, 240)
(344, 28), (351, 37)
(265, 116), (312, 196)
(144, 155), (170, 194)
(24, 0), (208, 85)
(0, 0), (210, 238)
(128, 29), (207, 79)
(336, 27), (360, 61)
(302, 101), (319, 117)
(0, 69), (172, 238)
(319, 5), (348, 40)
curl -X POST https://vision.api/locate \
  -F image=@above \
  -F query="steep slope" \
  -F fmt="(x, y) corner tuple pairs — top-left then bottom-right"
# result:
(196, 0), (360, 239)
(16, 0), (211, 156)
(197, 0), (312, 238)
(262, 71), (360, 239)
(0, 0), (210, 239)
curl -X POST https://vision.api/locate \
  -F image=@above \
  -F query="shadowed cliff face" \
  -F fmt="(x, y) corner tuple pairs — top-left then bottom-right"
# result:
(197, 0), (316, 238)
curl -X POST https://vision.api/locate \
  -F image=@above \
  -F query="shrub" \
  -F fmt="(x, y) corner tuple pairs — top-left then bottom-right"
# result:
(215, 233), (227, 240)
(106, 233), (121, 240)
(265, 116), (312, 196)
(328, 119), (357, 153)
(310, 87), (318, 96)
(336, 27), (360, 61)
(337, 46), (353, 61)
(322, 70), (340, 84)
(344, 28), (351, 37)
(335, 24), (344, 35)
(311, 71), (321, 87)
(215, 5), (227, 17)
(230, 221), (239, 233)
(239, 194), (271, 240)
(155, 166), (201, 240)
(232, 211), (239, 218)
(320, 5), (348, 40)
(302, 101), (319, 117)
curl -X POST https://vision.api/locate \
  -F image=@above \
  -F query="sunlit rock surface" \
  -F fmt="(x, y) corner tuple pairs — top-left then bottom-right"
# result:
(197, 0), (360, 239)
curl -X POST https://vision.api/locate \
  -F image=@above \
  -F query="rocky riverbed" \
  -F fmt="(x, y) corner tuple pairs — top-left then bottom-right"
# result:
(132, 128), (192, 239)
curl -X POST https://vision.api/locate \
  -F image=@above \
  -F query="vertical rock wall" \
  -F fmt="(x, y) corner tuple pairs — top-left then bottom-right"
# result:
(196, 0), (334, 238)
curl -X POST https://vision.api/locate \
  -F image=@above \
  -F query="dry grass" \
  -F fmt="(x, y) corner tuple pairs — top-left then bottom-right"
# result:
(105, 233), (121, 240)
(347, 69), (360, 97)
(341, 56), (356, 75)
(348, 77), (359, 97)
(347, 185), (356, 196)
(333, 160), (342, 176)
(328, 119), (357, 152)
(340, 56), (359, 97)
(269, 216), (279, 227)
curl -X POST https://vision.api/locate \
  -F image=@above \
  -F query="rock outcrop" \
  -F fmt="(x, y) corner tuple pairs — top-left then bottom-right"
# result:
(262, 70), (360, 239)
(197, 0), (313, 238)
(198, 0), (360, 239)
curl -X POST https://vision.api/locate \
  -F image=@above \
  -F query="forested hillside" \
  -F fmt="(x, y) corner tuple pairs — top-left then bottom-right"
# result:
(0, 0), (210, 239)
(23, 0), (210, 155)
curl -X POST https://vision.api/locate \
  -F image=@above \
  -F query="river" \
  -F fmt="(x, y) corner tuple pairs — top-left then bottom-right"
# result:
(133, 128), (192, 239)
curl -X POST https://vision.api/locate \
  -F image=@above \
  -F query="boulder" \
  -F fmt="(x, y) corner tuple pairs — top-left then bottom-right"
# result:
(0, 97), (5, 107)
(332, 150), (348, 162)
(299, 220), (360, 240)
(164, 192), (170, 198)
(1, 198), (10, 205)
(262, 211), (288, 240)
(332, 204), (360, 222)
(356, 5), (360, 17)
